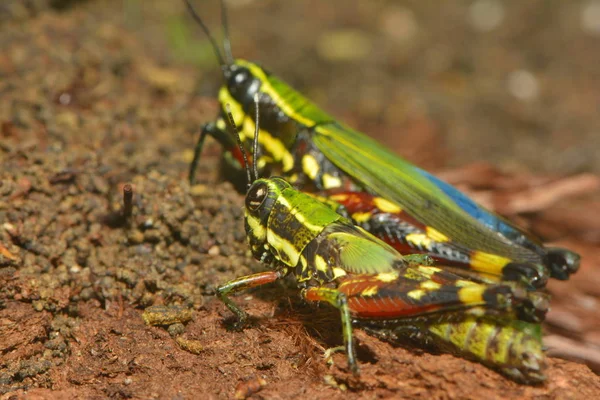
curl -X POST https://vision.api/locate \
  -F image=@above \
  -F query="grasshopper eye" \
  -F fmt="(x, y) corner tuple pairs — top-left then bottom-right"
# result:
(246, 182), (268, 212)
(227, 67), (261, 105)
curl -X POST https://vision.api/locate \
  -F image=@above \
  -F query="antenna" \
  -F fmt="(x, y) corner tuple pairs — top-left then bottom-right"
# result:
(224, 104), (253, 187)
(183, 0), (227, 68)
(220, 0), (234, 64)
(252, 93), (260, 182)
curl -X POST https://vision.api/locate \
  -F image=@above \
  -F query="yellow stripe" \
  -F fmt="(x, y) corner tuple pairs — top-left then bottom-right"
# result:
(416, 266), (441, 276)
(300, 255), (308, 268)
(470, 251), (512, 275)
(351, 212), (372, 223)
(219, 85), (295, 172)
(243, 119), (294, 171)
(302, 154), (319, 180)
(218, 88), (244, 125)
(332, 267), (347, 279)
(465, 320), (496, 359)
(266, 229), (300, 266)
(275, 196), (325, 233)
(376, 271), (400, 282)
(314, 255), (329, 273)
(407, 289), (426, 300)
(426, 226), (449, 242)
(329, 194), (348, 202)
(241, 61), (317, 127)
(455, 279), (477, 287)
(322, 173), (342, 189)
(373, 197), (402, 214)
(487, 324), (512, 364)
(405, 233), (433, 248)
(361, 286), (379, 297)
(246, 214), (266, 241)
(457, 286), (485, 305)
(420, 281), (442, 290)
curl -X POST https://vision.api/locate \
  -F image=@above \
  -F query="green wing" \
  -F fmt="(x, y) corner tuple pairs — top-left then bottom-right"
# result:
(313, 122), (541, 265)
(320, 223), (402, 275)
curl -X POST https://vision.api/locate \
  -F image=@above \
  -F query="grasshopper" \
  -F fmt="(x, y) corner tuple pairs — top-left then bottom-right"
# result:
(183, 0), (579, 289)
(213, 95), (547, 383)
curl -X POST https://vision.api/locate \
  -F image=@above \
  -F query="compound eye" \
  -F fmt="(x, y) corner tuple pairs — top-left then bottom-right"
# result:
(228, 68), (250, 97)
(246, 182), (268, 212)
(227, 67), (261, 105)
(234, 69), (249, 85)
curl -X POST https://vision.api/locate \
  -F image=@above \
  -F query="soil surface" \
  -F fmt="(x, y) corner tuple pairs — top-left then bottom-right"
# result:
(1, 1), (600, 399)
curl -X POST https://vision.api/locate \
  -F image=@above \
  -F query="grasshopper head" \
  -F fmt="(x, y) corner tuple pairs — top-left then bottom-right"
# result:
(244, 177), (290, 263)
(223, 62), (262, 109)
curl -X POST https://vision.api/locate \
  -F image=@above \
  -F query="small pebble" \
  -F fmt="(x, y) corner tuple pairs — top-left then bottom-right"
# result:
(208, 245), (220, 256)
(128, 230), (144, 245)
(168, 322), (186, 337)
(142, 305), (193, 326)
(175, 337), (204, 355)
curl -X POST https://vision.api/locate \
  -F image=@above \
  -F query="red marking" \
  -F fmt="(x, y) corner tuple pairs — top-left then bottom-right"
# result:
(325, 191), (425, 228)
(336, 275), (447, 319)
(304, 289), (324, 303)
(347, 296), (441, 319)
(243, 271), (280, 289)
(230, 146), (248, 168)
(296, 138), (308, 154)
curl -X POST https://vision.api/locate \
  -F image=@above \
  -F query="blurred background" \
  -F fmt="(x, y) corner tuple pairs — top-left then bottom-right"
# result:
(4, 0), (600, 174)
(135, 0), (600, 174)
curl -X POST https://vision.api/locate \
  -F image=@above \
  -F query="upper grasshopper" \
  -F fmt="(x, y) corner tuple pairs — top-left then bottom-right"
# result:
(182, 0), (579, 291)
(185, 0), (579, 287)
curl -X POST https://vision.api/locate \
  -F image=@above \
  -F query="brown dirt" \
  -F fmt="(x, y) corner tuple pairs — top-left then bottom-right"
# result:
(1, 1), (599, 399)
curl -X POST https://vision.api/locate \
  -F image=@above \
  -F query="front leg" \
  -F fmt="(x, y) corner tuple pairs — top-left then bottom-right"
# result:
(216, 270), (282, 329)
(190, 120), (242, 185)
(302, 287), (359, 374)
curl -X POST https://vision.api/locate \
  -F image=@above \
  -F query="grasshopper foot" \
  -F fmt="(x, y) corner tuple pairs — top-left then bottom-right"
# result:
(324, 345), (360, 375)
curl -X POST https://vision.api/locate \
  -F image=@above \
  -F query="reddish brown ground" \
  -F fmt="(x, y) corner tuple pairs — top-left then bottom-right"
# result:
(1, 1), (599, 399)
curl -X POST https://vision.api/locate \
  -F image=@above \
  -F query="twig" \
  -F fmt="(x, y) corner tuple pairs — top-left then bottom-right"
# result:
(122, 183), (133, 219)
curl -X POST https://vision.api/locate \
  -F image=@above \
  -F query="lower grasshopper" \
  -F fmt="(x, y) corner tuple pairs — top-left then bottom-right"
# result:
(214, 95), (547, 383)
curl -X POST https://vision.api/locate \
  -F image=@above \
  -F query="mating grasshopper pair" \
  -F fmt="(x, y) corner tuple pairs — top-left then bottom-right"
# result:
(183, 0), (579, 383)
(184, 1), (578, 288)
(214, 96), (546, 383)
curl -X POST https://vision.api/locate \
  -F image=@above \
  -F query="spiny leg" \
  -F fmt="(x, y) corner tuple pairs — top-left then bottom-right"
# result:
(302, 287), (359, 374)
(216, 270), (282, 329)
(335, 268), (545, 323)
